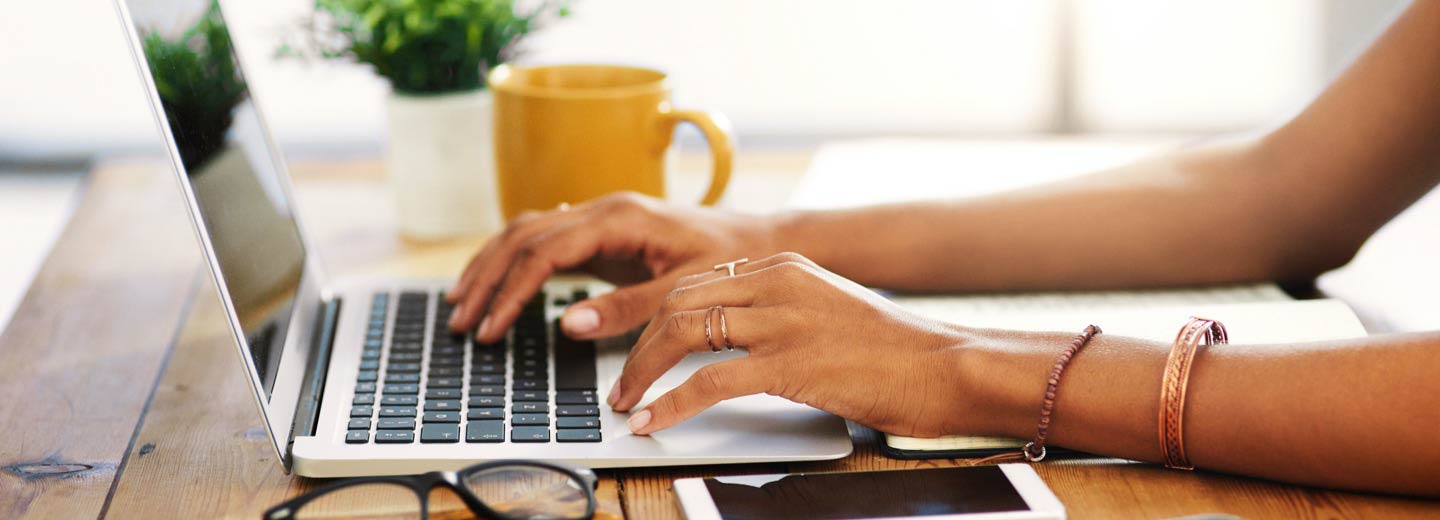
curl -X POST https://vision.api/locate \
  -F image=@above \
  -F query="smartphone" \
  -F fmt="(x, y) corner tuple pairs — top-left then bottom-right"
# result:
(674, 464), (1064, 520)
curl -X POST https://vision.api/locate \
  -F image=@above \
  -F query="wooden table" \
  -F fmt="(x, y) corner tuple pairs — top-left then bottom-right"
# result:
(4, 153), (1438, 519)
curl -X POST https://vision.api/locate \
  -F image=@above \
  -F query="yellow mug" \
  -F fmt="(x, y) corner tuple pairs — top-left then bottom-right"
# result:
(488, 64), (733, 220)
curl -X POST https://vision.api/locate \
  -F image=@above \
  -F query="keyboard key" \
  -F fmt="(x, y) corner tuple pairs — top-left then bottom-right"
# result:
(466, 421), (504, 443)
(423, 411), (461, 423)
(390, 352), (422, 362)
(429, 367), (463, 378)
(347, 418), (371, 430)
(385, 373), (420, 384)
(350, 406), (374, 418)
(381, 395), (418, 406)
(557, 429), (602, 443)
(473, 351), (503, 364)
(384, 384), (419, 394)
(377, 418), (416, 430)
(388, 362), (421, 373)
(357, 370), (378, 382)
(345, 430), (369, 444)
(355, 382), (377, 394)
(364, 339), (382, 349)
(515, 358), (547, 370)
(513, 391), (546, 402)
(513, 379), (547, 391)
(474, 374), (504, 385)
(469, 396), (503, 408)
(471, 363), (503, 374)
(433, 346), (464, 357)
(554, 326), (598, 390)
(375, 430), (415, 444)
(467, 408), (503, 420)
(514, 368), (545, 380)
(469, 385), (504, 396)
(427, 377), (462, 388)
(425, 389), (463, 400)
(557, 417), (600, 429)
(421, 424), (461, 443)
(379, 406), (416, 417)
(556, 405), (600, 417)
(430, 356), (464, 367)
(425, 400), (461, 412)
(353, 394), (375, 405)
(359, 359), (380, 370)
(556, 391), (598, 405)
(511, 426), (551, 443)
(361, 348), (382, 359)
(512, 402), (549, 414)
(511, 413), (549, 426)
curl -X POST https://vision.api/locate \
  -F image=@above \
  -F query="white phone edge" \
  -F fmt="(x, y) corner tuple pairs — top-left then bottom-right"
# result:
(673, 464), (1065, 520)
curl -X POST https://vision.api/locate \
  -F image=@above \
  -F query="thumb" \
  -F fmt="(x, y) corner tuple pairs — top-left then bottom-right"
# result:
(560, 277), (673, 339)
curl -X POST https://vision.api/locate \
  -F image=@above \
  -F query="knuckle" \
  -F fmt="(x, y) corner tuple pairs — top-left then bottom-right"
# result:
(661, 313), (687, 340)
(693, 366), (728, 395)
(771, 251), (812, 265)
(660, 286), (688, 313)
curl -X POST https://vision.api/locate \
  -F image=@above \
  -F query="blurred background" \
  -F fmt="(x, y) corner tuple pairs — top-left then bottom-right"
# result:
(0, 0), (1411, 329)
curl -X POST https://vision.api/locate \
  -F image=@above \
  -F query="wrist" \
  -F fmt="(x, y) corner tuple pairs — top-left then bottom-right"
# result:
(762, 210), (829, 265)
(945, 328), (1067, 440)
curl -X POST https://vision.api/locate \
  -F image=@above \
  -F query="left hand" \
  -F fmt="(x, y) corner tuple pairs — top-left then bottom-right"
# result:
(609, 252), (977, 437)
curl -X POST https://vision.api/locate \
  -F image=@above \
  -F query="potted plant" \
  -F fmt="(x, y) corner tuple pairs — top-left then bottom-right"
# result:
(284, 0), (569, 239)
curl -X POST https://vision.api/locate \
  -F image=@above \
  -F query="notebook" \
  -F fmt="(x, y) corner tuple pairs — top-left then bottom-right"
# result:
(883, 289), (1368, 458)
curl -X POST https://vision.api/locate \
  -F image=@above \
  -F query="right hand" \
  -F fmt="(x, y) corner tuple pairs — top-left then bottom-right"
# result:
(446, 192), (781, 344)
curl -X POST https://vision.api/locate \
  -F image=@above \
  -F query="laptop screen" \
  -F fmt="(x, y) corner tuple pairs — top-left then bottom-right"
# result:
(124, 0), (306, 400)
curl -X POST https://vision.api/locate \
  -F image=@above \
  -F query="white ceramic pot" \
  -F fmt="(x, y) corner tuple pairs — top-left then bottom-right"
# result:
(385, 89), (503, 240)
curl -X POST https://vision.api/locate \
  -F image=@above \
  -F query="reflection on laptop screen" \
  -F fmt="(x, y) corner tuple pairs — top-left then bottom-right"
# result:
(127, 0), (306, 400)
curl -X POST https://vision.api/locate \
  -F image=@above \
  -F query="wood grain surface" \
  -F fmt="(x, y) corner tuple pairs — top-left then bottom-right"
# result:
(3, 153), (1437, 519)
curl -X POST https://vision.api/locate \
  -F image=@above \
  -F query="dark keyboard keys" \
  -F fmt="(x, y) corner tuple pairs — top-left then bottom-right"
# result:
(425, 400), (461, 412)
(512, 402), (549, 414)
(556, 405), (600, 417)
(429, 366), (463, 377)
(473, 374), (504, 385)
(557, 429), (602, 443)
(427, 377), (462, 388)
(345, 430), (369, 444)
(384, 384), (419, 394)
(384, 373), (420, 384)
(513, 391), (546, 402)
(467, 408), (503, 420)
(555, 391), (598, 405)
(466, 421), (504, 443)
(379, 406), (416, 417)
(375, 430), (415, 444)
(421, 424), (461, 443)
(390, 352), (422, 362)
(472, 363), (503, 374)
(469, 396), (503, 408)
(353, 394), (375, 405)
(554, 325), (598, 390)
(388, 362), (421, 373)
(355, 382), (377, 394)
(377, 418), (416, 430)
(430, 356), (464, 367)
(423, 411), (461, 423)
(511, 413), (549, 426)
(470, 385), (504, 396)
(425, 388), (463, 400)
(513, 379), (548, 391)
(511, 426), (551, 442)
(557, 417), (600, 429)
(350, 406), (373, 418)
(357, 370), (378, 382)
(359, 359), (380, 370)
(381, 395), (418, 406)
(347, 418), (371, 430)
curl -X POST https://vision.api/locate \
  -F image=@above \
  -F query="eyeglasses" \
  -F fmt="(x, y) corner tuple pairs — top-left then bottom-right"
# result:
(264, 460), (599, 520)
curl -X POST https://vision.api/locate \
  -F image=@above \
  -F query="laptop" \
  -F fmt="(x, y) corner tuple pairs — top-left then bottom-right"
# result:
(113, 0), (851, 477)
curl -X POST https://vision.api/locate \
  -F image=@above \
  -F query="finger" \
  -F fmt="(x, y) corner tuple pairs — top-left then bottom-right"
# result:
(447, 209), (573, 331)
(631, 261), (800, 349)
(612, 306), (773, 412)
(628, 358), (770, 435)
(559, 276), (673, 339)
(475, 216), (645, 343)
(672, 251), (819, 289)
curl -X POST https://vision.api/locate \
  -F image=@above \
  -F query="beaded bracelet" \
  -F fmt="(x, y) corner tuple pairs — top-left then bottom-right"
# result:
(979, 324), (1103, 464)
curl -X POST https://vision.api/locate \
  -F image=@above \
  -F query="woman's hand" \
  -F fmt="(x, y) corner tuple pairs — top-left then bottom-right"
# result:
(609, 252), (980, 437)
(446, 192), (781, 344)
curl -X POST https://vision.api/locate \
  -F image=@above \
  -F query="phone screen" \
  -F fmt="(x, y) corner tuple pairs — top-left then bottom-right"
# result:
(702, 466), (1032, 519)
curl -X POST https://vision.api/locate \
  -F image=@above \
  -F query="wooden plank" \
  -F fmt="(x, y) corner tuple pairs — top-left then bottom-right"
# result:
(0, 160), (201, 519)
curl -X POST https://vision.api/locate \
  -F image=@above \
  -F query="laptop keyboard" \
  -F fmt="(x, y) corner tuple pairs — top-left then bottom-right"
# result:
(345, 289), (601, 445)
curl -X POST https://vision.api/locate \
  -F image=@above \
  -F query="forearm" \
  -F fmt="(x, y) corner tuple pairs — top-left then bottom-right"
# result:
(953, 328), (1440, 496)
(772, 139), (1345, 292)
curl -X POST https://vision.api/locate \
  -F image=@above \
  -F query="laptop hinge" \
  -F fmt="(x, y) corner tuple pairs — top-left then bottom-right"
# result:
(285, 296), (341, 470)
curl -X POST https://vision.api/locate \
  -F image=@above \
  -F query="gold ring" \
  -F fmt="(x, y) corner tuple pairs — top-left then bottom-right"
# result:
(704, 306), (722, 352)
(713, 258), (749, 277)
(717, 306), (740, 351)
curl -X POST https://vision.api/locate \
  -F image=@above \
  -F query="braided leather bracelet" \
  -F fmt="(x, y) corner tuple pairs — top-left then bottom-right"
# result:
(1158, 316), (1228, 470)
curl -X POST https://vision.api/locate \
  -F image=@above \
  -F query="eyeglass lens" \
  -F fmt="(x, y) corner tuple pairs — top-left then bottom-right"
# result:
(291, 482), (423, 520)
(462, 466), (591, 520)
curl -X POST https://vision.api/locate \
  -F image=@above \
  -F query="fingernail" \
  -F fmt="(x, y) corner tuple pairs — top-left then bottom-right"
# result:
(448, 304), (464, 329)
(562, 307), (600, 335)
(628, 409), (652, 434)
(476, 316), (492, 339)
(607, 378), (621, 407)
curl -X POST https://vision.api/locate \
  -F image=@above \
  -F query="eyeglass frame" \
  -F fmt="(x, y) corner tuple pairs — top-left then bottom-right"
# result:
(263, 459), (600, 520)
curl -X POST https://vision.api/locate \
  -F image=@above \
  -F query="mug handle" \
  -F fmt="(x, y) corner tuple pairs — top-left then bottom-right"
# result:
(659, 106), (733, 206)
